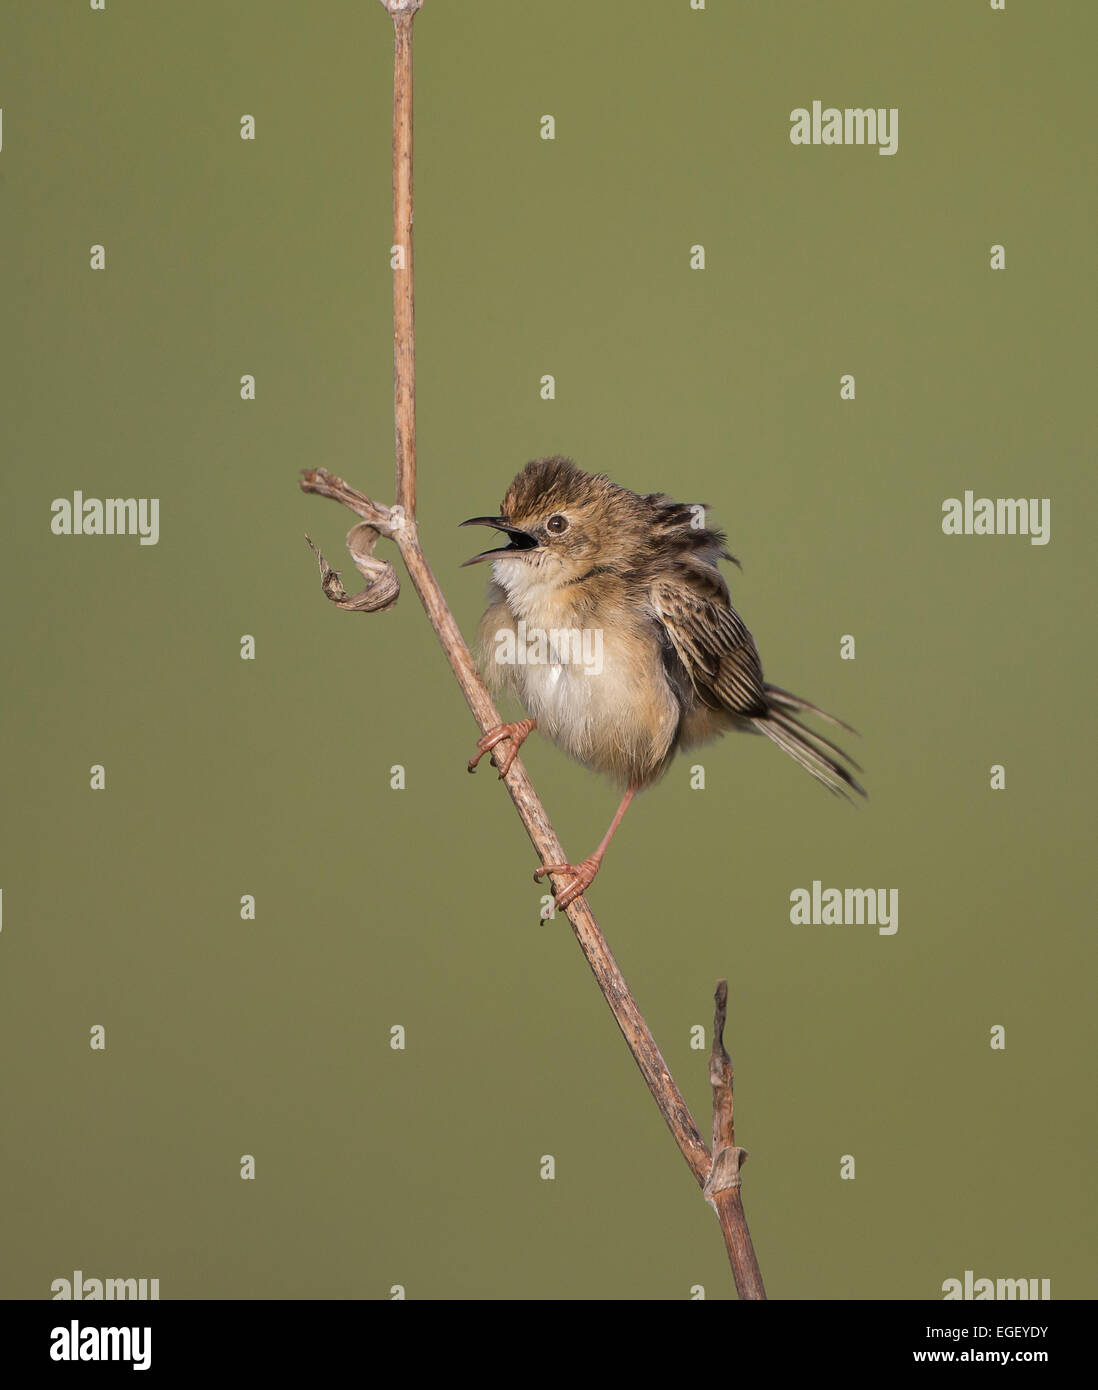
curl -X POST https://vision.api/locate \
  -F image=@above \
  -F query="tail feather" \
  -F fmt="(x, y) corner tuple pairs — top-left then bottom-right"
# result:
(754, 686), (866, 801)
(769, 709), (863, 774)
(764, 682), (858, 735)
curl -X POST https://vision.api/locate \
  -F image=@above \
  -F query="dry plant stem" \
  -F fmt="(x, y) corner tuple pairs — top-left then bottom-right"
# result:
(706, 982), (766, 1300)
(304, 0), (767, 1298)
(389, 2), (418, 517)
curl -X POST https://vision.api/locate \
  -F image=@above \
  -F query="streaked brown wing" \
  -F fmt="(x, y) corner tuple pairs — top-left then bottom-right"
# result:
(649, 568), (768, 718)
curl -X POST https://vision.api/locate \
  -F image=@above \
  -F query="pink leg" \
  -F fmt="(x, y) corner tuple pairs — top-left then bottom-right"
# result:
(467, 718), (537, 778)
(534, 786), (637, 912)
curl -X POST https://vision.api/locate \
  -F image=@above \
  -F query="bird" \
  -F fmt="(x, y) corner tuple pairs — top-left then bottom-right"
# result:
(461, 456), (864, 914)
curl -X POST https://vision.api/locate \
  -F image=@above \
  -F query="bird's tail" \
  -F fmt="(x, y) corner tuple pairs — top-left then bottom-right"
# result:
(753, 683), (866, 801)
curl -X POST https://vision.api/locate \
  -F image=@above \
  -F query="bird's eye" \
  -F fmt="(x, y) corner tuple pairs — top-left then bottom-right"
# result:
(546, 514), (569, 535)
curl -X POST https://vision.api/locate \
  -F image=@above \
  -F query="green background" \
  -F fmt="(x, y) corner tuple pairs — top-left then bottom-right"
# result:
(2, 0), (1094, 1300)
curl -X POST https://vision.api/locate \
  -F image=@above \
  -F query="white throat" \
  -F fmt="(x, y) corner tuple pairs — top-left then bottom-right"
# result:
(492, 554), (572, 627)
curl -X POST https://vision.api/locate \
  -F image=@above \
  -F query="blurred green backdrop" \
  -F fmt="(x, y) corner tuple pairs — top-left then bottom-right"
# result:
(1, 0), (1094, 1300)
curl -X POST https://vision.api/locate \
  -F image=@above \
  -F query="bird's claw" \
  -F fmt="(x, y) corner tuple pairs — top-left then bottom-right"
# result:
(533, 855), (602, 911)
(467, 719), (535, 778)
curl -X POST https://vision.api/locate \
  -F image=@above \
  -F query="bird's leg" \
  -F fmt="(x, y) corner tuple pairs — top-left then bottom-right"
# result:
(467, 718), (537, 778)
(534, 786), (637, 913)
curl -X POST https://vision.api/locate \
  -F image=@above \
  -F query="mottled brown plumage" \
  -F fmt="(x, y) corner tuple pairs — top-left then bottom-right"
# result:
(462, 457), (864, 910)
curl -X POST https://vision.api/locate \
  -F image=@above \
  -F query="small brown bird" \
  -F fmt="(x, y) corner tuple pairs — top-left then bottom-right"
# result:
(462, 457), (864, 912)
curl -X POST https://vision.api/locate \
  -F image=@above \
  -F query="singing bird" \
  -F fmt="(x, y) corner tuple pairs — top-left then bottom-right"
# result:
(462, 457), (864, 912)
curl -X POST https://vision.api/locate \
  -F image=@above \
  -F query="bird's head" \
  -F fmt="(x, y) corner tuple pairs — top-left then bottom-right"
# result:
(461, 456), (644, 585)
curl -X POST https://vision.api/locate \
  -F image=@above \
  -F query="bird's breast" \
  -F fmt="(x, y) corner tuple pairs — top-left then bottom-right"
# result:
(501, 600), (681, 788)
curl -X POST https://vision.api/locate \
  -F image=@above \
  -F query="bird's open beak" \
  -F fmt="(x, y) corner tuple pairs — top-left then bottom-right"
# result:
(460, 516), (540, 567)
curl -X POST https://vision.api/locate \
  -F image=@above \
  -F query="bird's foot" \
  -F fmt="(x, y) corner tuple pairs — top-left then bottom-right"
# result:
(533, 854), (603, 912)
(467, 718), (536, 778)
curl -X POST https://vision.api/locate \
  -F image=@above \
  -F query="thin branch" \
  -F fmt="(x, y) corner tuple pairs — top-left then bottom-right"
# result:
(705, 982), (765, 1299)
(387, 0), (418, 516)
(302, 0), (766, 1298)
